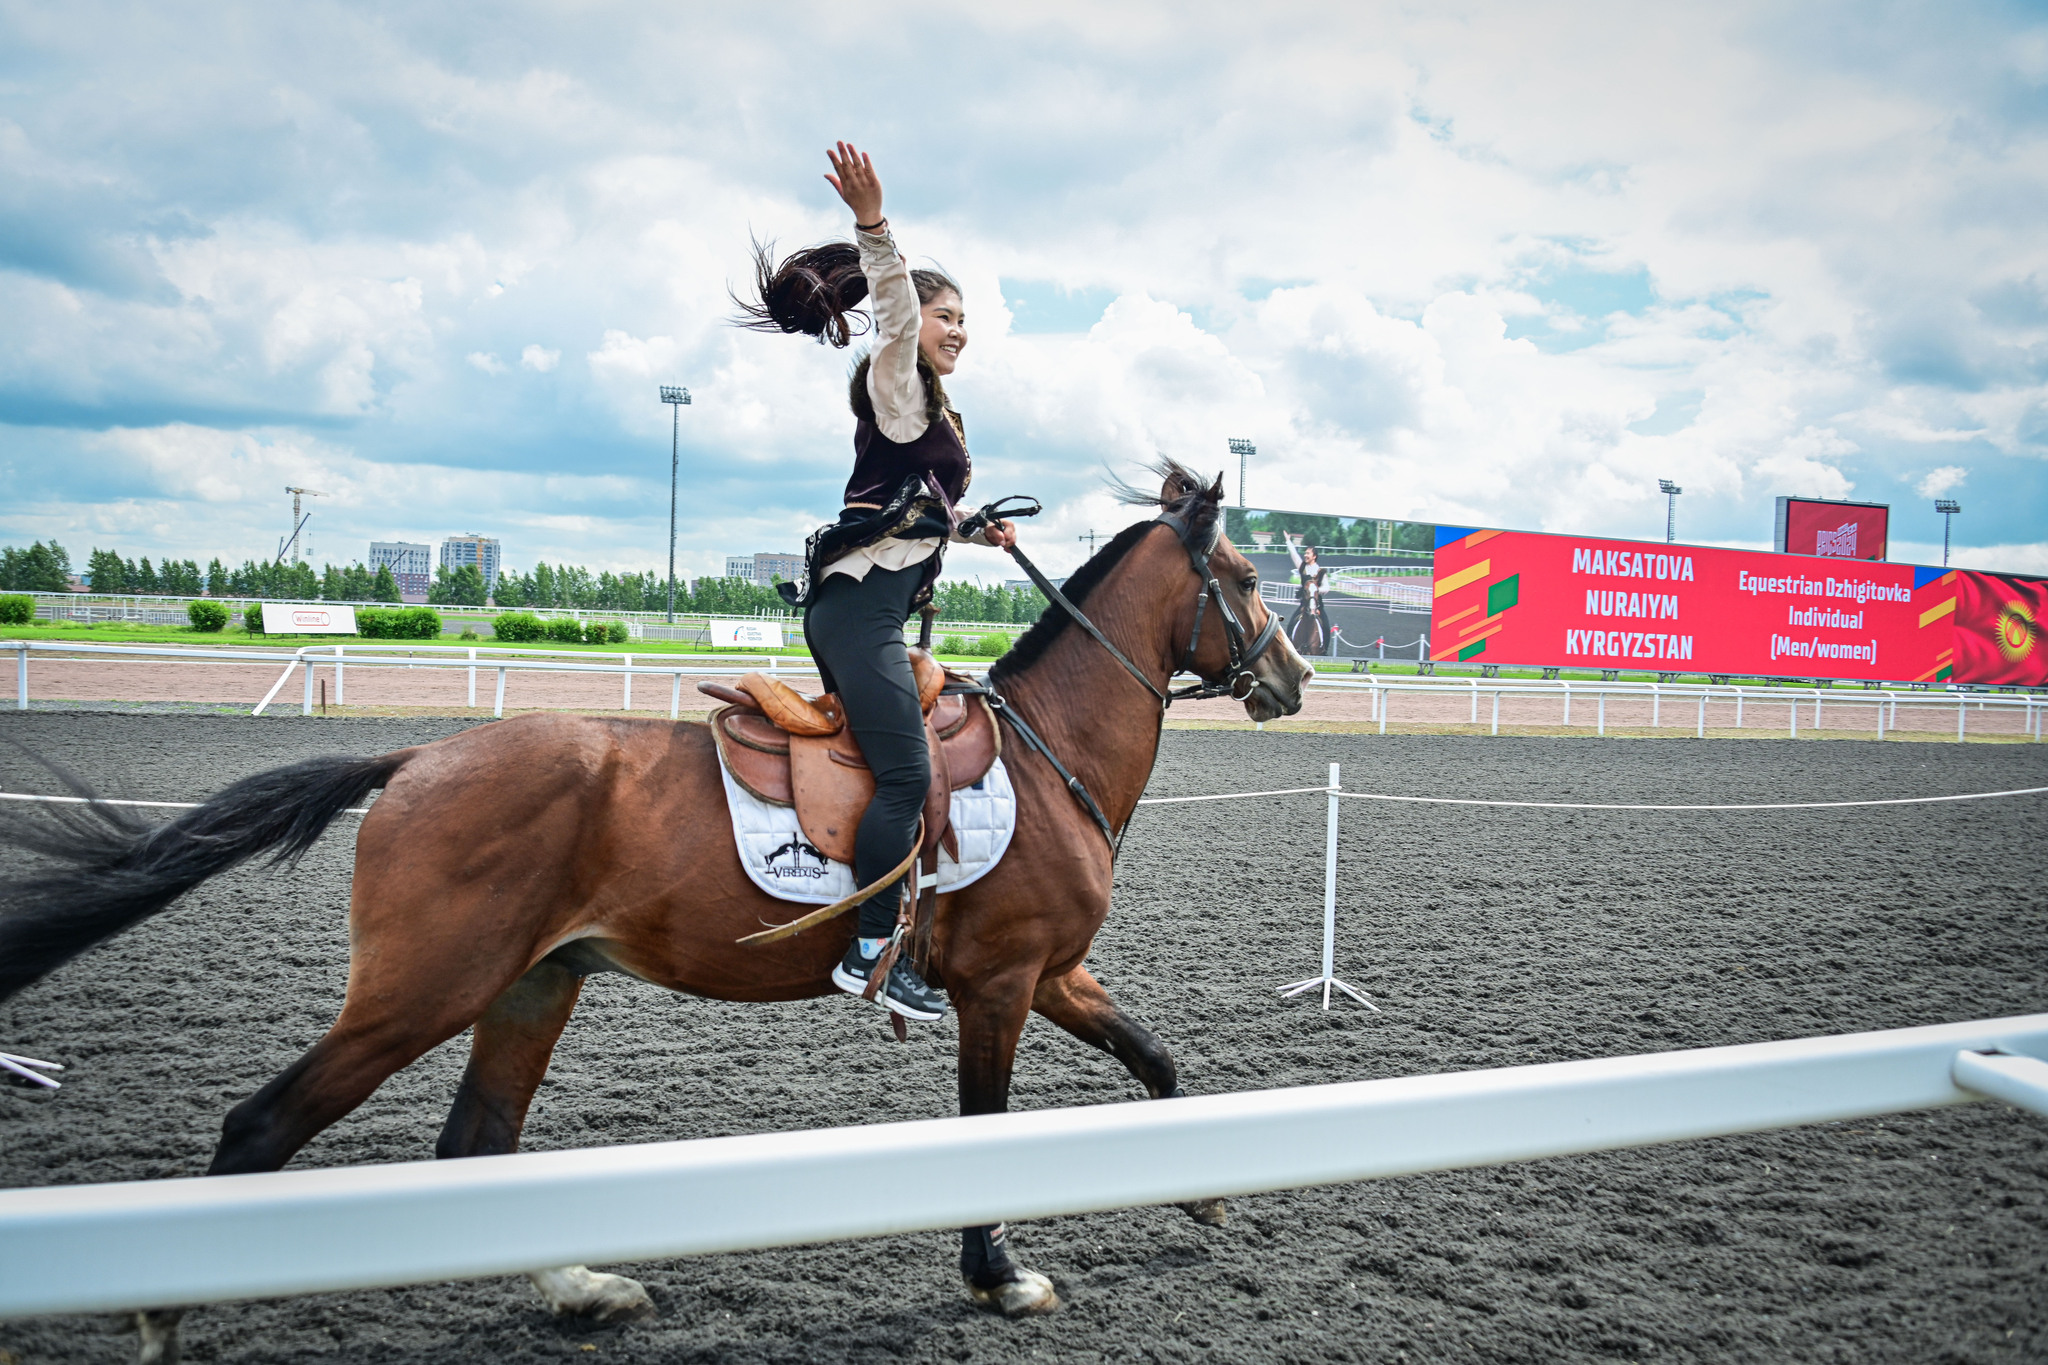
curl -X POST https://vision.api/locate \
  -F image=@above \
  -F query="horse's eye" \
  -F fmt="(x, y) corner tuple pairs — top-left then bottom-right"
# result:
(1241, 576), (1258, 593)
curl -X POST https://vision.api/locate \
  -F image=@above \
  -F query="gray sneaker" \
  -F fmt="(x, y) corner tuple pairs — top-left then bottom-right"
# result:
(832, 942), (947, 1021)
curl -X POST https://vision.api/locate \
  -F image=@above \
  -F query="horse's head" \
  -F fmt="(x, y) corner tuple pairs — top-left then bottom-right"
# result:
(1147, 462), (1312, 721)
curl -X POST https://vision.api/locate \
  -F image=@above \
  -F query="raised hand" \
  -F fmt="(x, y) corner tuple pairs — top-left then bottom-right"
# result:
(824, 141), (885, 228)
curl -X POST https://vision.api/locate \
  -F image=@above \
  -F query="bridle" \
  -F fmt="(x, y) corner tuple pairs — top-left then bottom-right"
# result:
(951, 494), (1285, 846)
(961, 495), (1281, 710)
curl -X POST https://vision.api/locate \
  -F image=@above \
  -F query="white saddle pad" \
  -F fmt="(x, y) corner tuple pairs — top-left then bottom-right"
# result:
(718, 755), (1017, 904)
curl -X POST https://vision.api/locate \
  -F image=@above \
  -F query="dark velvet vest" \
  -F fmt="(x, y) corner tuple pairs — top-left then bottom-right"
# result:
(844, 410), (971, 512)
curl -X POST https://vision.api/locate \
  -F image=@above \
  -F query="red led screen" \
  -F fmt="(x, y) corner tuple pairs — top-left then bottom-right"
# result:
(1430, 529), (1955, 683)
(1779, 498), (1889, 561)
(1951, 571), (2048, 686)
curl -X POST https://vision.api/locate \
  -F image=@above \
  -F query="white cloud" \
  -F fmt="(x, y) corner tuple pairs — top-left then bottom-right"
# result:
(2, 1), (2045, 577)
(1915, 466), (1968, 499)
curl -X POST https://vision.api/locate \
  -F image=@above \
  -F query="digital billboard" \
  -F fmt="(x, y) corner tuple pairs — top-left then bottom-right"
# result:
(1774, 496), (1889, 561)
(1951, 570), (2048, 686)
(1223, 508), (1436, 661)
(1428, 528), (1952, 683)
(1223, 501), (2039, 686)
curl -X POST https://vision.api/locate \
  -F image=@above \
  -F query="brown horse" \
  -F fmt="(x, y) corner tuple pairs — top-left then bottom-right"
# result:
(0, 465), (1310, 1358)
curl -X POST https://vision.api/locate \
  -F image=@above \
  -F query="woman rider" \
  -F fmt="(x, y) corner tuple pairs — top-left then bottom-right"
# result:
(1285, 533), (1329, 655)
(737, 141), (1015, 1022)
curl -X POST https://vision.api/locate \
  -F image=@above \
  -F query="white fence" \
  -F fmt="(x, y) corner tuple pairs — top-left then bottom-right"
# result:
(3, 638), (2043, 740)
(14, 592), (1030, 641)
(1, 1014), (2043, 1317)
(1313, 674), (2045, 741)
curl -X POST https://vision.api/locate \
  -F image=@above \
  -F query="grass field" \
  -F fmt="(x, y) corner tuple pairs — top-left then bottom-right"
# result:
(0, 620), (1011, 664)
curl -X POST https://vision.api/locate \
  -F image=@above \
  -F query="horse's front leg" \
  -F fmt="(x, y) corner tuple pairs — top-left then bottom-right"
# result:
(1032, 965), (1226, 1227)
(955, 971), (1061, 1317)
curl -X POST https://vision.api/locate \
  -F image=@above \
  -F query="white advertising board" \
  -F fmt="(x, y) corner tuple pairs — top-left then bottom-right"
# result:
(267, 603), (358, 635)
(711, 620), (784, 649)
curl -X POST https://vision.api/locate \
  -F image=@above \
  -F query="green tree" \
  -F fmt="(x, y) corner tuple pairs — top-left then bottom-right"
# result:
(86, 548), (130, 593)
(428, 563), (487, 606)
(204, 558), (226, 595)
(371, 563), (403, 602)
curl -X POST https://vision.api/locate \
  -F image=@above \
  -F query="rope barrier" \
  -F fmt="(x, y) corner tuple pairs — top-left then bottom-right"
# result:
(0, 792), (371, 814)
(7, 782), (2043, 818)
(1135, 785), (1334, 805)
(1330, 785), (2048, 812)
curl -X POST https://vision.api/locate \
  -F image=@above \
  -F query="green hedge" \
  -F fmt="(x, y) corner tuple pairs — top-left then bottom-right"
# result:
(186, 599), (228, 632)
(0, 594), (32, 626)
(977, 633), (1011, 657)
(358, 606), (442, 639)
(491, 611), (546, 643)
(244, 603), (264, 634)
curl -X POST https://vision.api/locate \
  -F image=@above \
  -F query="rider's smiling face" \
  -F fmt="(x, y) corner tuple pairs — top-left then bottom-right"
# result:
(920, 290), (967, 376)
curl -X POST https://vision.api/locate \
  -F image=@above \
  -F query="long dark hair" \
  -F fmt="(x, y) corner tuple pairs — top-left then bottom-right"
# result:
(733, 237), (961, 349)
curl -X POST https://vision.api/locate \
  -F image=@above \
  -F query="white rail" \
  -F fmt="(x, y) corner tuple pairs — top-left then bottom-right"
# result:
(6, 639), (2041, 739)
(0, 1013), (2042, 1318)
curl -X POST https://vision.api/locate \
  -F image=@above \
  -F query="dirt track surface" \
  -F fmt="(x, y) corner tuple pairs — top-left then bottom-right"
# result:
(2, 713), (2045, 1365)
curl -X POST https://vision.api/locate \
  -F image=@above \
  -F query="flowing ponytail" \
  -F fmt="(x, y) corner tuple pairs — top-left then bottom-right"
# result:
(732, 239), (871, 348)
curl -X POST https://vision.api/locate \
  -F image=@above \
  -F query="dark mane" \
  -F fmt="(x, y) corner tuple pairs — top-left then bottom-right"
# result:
(990, 459), (1225, 682)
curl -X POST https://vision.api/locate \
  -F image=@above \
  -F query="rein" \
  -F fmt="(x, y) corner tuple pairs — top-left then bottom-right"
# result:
(952, 495), (1285, 847)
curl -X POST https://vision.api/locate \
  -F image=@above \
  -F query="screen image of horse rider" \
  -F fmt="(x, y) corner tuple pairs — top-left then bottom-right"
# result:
(1285, 532), (1329, 656)
(735, 141), (1016, 1023)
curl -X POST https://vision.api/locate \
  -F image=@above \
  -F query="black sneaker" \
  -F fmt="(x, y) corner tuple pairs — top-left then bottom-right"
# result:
(833, 942), (947, 1021)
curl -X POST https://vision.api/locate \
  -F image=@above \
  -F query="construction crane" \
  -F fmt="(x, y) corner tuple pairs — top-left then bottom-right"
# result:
(279, 487), (327, 564)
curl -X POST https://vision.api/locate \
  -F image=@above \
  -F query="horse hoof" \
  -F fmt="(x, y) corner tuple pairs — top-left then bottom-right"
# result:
(136, 1308), (184, 1365)
(1179, 1197), (1227, 1226)
(967, 1267), (1061, 1317)
(527, 1265), (656, 1322)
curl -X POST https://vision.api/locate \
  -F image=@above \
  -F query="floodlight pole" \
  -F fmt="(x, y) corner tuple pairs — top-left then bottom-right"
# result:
(1229, 439), (1255, 507)
(1935, 499), (1961, 567)
(659, 386), (692, 622)
(1659, 479), (1682, 543)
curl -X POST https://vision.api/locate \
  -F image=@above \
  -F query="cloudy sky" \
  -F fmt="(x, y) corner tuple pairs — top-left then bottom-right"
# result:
(2, 0), (2044, 584)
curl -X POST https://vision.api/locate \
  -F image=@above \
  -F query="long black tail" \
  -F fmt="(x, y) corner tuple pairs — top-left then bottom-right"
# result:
(0, 750), (412, 1005)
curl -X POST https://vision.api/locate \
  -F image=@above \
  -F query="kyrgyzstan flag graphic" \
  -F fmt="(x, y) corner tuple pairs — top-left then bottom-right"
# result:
(1953, 571), (2048, 685)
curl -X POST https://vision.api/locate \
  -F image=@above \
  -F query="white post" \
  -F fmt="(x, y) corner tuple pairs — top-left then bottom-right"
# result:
(1275, 763), (1374, 1011)
(1958, 696), (1966, 743)
(15, 642), (25, 711)
(301, 660), (313, 716)
(1790, 696), (1798, 738)
(671, 671), (682, 720)
(1652, 683), (1660, 728)
(1377, 685), (1388, 735)
(1815, 692), (1823, 731)
(467, 648), (477, 709)
(494, 667), (506, 719)
(623, 654), (632, 712)
(1876, 698), (1885, 740)
(1321, 762), (1338, 1005)
(1736, 689), (1744, 728)
(1469, 679), (1477, 724)
(1490, 690), (1499, 736)
(1696, 691), (1705, 739)
(1597, 691), (1606, 736)
(1562, 682), (1571, 727)
(335, 644), (344, 705)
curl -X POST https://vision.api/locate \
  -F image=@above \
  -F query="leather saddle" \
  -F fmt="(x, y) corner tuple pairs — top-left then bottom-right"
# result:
(703, 648), (1000, 866)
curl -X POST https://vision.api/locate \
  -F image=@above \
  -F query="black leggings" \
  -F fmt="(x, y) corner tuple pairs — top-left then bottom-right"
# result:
(803, 562), (930, 938)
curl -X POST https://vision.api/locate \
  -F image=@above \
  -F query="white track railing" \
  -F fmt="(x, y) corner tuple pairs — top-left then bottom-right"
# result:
(6, 639), (2042, 739)
(1314, 675), (2043, 741)
(1, 1014), (2043, 1318)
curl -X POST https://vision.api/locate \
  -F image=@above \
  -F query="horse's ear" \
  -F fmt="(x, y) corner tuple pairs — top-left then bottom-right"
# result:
(1208, 471), (1225, 501)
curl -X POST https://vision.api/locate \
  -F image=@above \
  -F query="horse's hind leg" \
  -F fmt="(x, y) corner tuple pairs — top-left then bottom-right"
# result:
(434, 957), (653, 1324)
(1033, 966), (1226, 1226)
